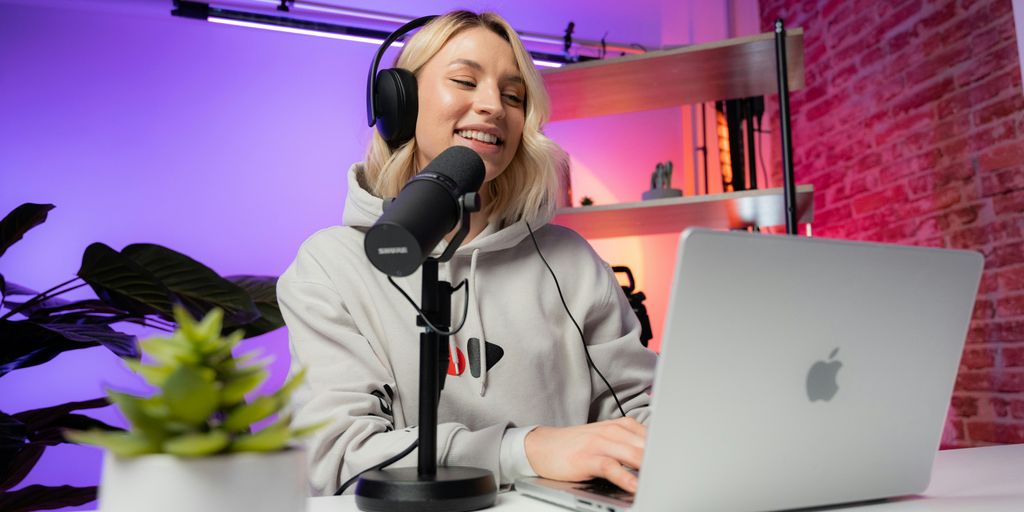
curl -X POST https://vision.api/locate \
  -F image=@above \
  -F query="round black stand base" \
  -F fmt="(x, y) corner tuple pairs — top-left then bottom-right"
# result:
(354, 466), (497, 512)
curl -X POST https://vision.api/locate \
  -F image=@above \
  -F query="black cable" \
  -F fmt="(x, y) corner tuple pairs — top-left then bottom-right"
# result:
(387, 275), (470, 336)
(525, 222), (627, 418)
(334, 438), (419, 496)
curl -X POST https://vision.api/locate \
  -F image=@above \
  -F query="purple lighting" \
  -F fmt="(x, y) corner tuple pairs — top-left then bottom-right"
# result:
(209, 17), (395, 46)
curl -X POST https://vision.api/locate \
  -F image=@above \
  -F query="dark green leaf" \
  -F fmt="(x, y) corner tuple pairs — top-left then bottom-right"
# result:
(0, 443), (42, 492)
(3, 295), (70, 318)
(0, 280), (36, 297)
(225, 275), (284, 337)
(0, 203), (54, 260)
(0, 320), (83, 377)
(122, 244), (259, 326)
(37, 323), (138, 359)
(12, 398), (109, 431)
(26, 299), (127, 322)
(77, 243), (176, 318)
(0, 484), (97, 511)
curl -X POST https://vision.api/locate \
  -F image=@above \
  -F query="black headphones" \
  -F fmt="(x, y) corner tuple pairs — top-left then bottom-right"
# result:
(366, 15), (438, 148)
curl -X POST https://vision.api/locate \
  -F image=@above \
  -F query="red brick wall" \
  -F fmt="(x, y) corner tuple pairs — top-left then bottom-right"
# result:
(758, 0), (1024, 446)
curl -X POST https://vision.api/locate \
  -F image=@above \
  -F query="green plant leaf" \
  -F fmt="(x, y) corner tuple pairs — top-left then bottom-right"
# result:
(163, 366), (218, 425)
(220, 366), (270, 407)
(162, 430), (230, 457)
(274, 368), (307, 405)
(0, 203), (54, 260)
(65, 429), (158, 456)
(106, 392), (168, 442)
(0, 279), (37, 299)
(223, 396), (278, 433)
(122, 245), (259, 326)
(77, 243), (176, 318)
(0, 484), (97, 512)
(124, 359), (174, 387)
(225, 275), (285, 337)
(229, 417), (290, 453)
(140, 333), (200, 366)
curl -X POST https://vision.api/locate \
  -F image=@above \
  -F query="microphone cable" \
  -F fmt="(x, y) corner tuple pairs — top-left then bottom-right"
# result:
(334, 438), (419, 496)
(335, 273), (469, 495)
(525, 222), (627, 418)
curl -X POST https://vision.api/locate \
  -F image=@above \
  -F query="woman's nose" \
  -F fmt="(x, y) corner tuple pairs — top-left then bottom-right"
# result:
(473, 86), (505, 120)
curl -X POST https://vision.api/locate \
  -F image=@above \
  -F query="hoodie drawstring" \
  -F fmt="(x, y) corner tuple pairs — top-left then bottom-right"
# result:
(469, 248), (488, 397)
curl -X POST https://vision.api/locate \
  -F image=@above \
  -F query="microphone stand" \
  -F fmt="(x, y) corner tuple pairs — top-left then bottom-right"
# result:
(356, 192), (497, 512)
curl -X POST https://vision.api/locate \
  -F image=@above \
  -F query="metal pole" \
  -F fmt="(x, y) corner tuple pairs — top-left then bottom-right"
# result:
(774, 18), (799, 235)
(417, 260), (439, 476)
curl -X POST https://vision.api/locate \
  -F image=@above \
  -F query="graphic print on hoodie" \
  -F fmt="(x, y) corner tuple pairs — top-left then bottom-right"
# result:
(448, 339), (505, 377)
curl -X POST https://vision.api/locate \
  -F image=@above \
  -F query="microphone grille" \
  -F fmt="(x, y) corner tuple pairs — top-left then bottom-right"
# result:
(430, 146), (486, 195)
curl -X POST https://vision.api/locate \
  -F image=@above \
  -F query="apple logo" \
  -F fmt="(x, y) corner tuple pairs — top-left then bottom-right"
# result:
(806, 347), (842, 402)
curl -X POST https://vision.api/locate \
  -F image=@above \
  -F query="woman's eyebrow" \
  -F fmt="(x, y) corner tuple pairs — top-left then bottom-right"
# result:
(448, 58), (525, 85)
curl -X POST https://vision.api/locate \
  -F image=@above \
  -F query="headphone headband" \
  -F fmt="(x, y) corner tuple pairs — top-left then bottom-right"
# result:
(366, 15), (439, 127)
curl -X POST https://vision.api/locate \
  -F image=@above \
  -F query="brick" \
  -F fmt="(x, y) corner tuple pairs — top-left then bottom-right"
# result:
(981, 167), (1024, 197)
(957, 42), (1024, 86)
(990, 396), (1011, 417)
(973, 298), (996, 319)
(905, 45), (971, 86)
(1005, 345), (1024, 366)
(852, 185), (910, 215)
(961, 347), (997, 369)
(993, 190), (1024, 216)
(979, 271), (999, 293)
(951, 395), (979, 416)
(952, 225), (992, 248)
(969, 118), (1017, 153)
(967, 421), (1024, 443)
(877, 0), (925, 35)
(917, 1), (958, 31)
(996, 295), (1024, 318)
(891, 78), (954, 116)
(998, 266), (1024, 292)
(931, 186), (962, 209)
(972, 94), (1024, 128)
(979, 143), (1024, 173)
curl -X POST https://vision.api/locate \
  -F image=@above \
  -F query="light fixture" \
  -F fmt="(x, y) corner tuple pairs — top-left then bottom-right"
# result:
(171, 0), (569, 68)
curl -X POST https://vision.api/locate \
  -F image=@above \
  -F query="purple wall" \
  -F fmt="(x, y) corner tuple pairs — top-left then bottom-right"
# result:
(1, 0), (749, 508)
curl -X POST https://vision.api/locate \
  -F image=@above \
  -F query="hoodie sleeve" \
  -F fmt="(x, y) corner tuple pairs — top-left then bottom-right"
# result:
(581, 258), (658, 425)
(278, 253), (513, 496)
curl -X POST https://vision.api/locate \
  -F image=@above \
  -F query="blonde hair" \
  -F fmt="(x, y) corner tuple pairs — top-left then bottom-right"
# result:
(363, 10), (567, 227)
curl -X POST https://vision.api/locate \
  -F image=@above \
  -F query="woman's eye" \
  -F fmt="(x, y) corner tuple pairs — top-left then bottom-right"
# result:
(451, 79), (475, 87)
(503, 94), (524, 105)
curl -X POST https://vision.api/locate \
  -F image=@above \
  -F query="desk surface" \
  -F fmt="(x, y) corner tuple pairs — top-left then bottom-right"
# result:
(310, 444), (1024, 512)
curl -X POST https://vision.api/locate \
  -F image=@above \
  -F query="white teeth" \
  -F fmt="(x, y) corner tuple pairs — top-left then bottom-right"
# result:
(456, 130), (499, 145)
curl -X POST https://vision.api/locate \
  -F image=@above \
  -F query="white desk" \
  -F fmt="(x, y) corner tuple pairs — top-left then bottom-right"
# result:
(309, 444), (1024, 511)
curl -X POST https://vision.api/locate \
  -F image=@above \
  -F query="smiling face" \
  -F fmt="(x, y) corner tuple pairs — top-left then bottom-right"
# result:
(413, 27), (526, 185)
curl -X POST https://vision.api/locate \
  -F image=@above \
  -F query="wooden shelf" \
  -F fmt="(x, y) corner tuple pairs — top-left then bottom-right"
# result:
(541, 29), (804, 122)
(551, 185), (814, 239)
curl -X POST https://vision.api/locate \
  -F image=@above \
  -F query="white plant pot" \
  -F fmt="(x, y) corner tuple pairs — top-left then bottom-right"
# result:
(98, 449), (308, 512)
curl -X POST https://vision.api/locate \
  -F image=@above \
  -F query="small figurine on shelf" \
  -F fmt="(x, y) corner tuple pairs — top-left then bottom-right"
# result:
(580, 196), (594, 206)
(642, 161), (683, 200)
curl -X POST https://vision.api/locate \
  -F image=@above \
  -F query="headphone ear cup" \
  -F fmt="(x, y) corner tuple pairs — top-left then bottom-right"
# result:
(374, 68), (418, 146)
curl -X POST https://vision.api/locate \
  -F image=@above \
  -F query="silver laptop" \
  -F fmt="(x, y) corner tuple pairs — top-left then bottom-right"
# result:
(517, 228), (983, 512)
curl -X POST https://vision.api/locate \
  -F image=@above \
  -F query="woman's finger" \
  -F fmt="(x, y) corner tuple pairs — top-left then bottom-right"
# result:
(595, 434), (645, 470)
(594, 456), (639, 493)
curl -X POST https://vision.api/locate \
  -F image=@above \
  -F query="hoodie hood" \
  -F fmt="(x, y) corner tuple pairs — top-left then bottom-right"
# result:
(342, 162), (554, 256)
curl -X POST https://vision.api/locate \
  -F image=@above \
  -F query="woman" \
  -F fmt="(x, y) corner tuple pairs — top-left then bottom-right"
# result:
(278, 10), (656, 496)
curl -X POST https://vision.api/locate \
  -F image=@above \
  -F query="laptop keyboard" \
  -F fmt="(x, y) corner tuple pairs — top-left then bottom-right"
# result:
(574, 478), (635, 504)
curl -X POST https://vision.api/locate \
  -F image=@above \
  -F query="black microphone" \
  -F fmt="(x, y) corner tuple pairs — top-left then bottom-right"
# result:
(365, 146), (485, 277)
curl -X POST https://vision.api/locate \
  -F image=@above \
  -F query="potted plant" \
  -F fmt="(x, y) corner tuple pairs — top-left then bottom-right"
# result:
(0, 202), (287, 511)
(68, 306), (320, 512)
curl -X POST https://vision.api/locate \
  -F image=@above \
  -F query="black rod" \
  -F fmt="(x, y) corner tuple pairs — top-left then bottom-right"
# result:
(774, 18), (799, 235)
(745, 99), (758, 190)
(417, 259), (440, 476)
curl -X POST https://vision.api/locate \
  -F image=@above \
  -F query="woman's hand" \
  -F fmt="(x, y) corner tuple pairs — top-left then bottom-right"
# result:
(523, 417), (646, 493)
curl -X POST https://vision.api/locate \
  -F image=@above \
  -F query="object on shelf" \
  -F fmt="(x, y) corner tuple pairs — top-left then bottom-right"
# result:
(642, 161), (682, 200)
(612, 265), (653, 347)
(580, 196), (594, 206)
(716, 97), (765, 193)
(552, 185), (814, 240)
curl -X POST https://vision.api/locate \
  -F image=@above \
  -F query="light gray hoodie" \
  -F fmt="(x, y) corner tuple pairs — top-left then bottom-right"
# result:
(278, 163), (657, 496)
